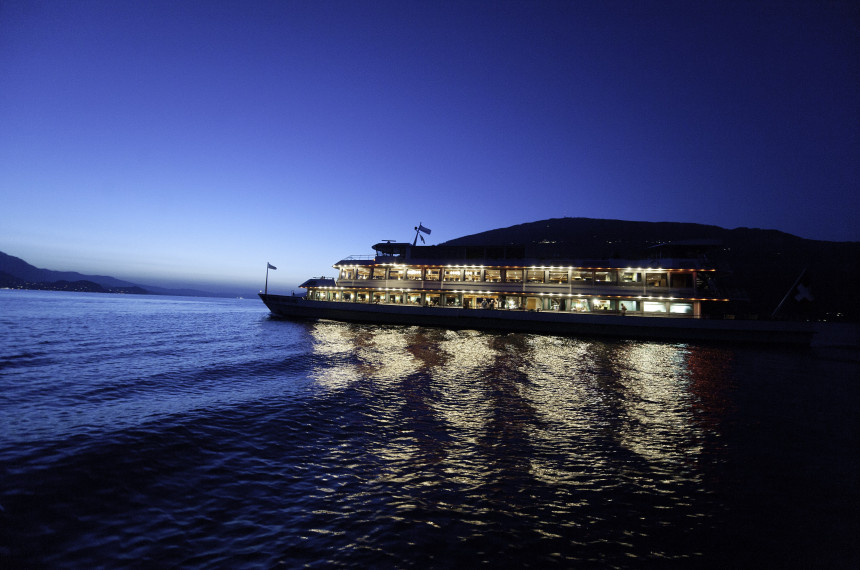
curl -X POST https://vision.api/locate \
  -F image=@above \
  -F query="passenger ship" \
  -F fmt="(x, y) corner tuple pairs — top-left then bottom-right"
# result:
(259, 238), (813, 345)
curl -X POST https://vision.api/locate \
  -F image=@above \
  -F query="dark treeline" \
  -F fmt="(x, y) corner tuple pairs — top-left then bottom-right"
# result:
(0, 271), (149, 295)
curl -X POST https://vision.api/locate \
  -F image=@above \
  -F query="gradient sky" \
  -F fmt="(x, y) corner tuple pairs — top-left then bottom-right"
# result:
(2, 1), (857, 294)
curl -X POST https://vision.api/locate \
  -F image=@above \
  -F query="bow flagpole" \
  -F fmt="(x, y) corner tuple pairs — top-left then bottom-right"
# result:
(265, 262), (277, 295)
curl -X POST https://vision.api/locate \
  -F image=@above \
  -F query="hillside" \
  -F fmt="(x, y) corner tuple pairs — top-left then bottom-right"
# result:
(0, 251), (142, 290)
(443, 218), (860, 321)
(0, 251), (224, 297)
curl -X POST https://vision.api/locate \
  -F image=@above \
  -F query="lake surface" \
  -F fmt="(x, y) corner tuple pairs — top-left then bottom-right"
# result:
(1, 290), (858, 568)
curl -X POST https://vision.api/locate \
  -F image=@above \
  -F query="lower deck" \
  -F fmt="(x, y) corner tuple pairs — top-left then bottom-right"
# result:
(305, 287), (706, 318)
(259, 293), (813, 346)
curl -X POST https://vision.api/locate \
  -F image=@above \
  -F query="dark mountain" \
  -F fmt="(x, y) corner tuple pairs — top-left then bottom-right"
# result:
(0, 270), (150, 294)
(443, 218), (860, 321)
(0, 251), (225, 297)
(0, 251), (141, 289)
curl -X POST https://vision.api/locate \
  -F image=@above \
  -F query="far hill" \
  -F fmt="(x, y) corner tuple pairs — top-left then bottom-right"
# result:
(0, 251), (228, 298)
(0, 251), (143, 290)
(443, 218), (860, 321)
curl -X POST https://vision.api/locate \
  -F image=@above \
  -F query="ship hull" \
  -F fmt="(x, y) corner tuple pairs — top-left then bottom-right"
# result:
(259, 293), (813, 346)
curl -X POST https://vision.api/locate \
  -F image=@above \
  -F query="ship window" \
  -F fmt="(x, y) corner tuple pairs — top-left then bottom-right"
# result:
(644, 301), (667, 312)
(342, 292), (352, 302)
(339, 268), (355, 280)
(426, 268), (440, 280)
(548, 271), (568, 284)
(504, 296), (522, 309)
(425, 294), (441, 306)
(593, 299), (611, 310)
(407, 293), (422, 304)
(485, 269), (501, 282)
(372, 267), (387, 279)
(444, 294), (461, 306)
(372, 292), (385, 303)
(670, 302), (693, 314)
(357, 267), (371, 280)
(527, 270), (545, 283)
(505, 270), (523, 283)
(669, 273), (693, 288)
(388, 268), (404, 280)
(572, 299), (590, 312)
(619, 300), (638, 311)
(572, 270), (592, 281)
(388, 293), (402, 304)
(443, 269), (462, 282)
(595, 271), (615, 283)
(621, 271), (641, 283)
(646, 272), (668, 287)
(464, 269), (482, 282)
(357, 292), (368, 303)
(406, 268), (423, 280)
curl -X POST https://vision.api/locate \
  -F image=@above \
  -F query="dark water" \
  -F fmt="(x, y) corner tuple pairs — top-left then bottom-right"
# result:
(1, 290), (858, 568)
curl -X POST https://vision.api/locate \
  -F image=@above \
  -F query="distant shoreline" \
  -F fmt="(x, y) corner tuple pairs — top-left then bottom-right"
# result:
(0, 279), (150, 295)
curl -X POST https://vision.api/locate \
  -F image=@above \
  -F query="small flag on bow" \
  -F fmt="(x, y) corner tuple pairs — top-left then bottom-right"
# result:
(267, 263), (277, 270)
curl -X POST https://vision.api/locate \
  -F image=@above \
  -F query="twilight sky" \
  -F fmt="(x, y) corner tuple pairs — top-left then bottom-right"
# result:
(1, 0), (857, 294)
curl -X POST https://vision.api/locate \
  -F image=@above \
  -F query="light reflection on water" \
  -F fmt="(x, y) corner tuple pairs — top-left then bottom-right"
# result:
(3, 292), (857, 567)
(306, 322), (728, 472)
(303, 321), (735, 561)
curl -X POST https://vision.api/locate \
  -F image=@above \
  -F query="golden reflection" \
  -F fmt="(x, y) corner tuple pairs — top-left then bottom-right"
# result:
(500, 338), (721, 486)
(305, 321), (365, 391)
(497, 335), (601, 484)
(305, 321), (733, 493)
(307, 322), (422, 391)
(611, 343), (703, 468)
(410, 330), (503, 486)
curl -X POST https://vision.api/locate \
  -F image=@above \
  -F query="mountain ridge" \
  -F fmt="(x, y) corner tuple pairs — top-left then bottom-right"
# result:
(440, 217), (858, 321)
(0, 251), (229, 298)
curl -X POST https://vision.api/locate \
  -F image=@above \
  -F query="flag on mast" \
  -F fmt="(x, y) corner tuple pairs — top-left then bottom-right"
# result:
(267, 263), (277, 270)
(794, 283), (813, 302)
(413, 223), (432, 246)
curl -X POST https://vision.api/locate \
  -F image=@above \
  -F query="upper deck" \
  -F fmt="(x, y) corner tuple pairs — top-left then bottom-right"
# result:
(327, 241), (724, 302)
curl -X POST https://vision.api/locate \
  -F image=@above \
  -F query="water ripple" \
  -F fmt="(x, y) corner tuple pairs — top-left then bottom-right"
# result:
(1, 291), (858, 568)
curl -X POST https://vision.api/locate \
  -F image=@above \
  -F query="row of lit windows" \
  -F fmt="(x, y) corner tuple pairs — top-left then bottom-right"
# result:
(308, 289), (695, 314)
(338, 266), (695, 287)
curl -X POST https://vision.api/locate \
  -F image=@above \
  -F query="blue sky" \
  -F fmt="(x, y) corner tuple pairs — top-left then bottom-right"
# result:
(1, 1), (857, 294)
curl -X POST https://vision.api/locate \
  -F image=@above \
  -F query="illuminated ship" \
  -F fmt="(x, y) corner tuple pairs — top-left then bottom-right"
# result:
(259, 232), (813, 345)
